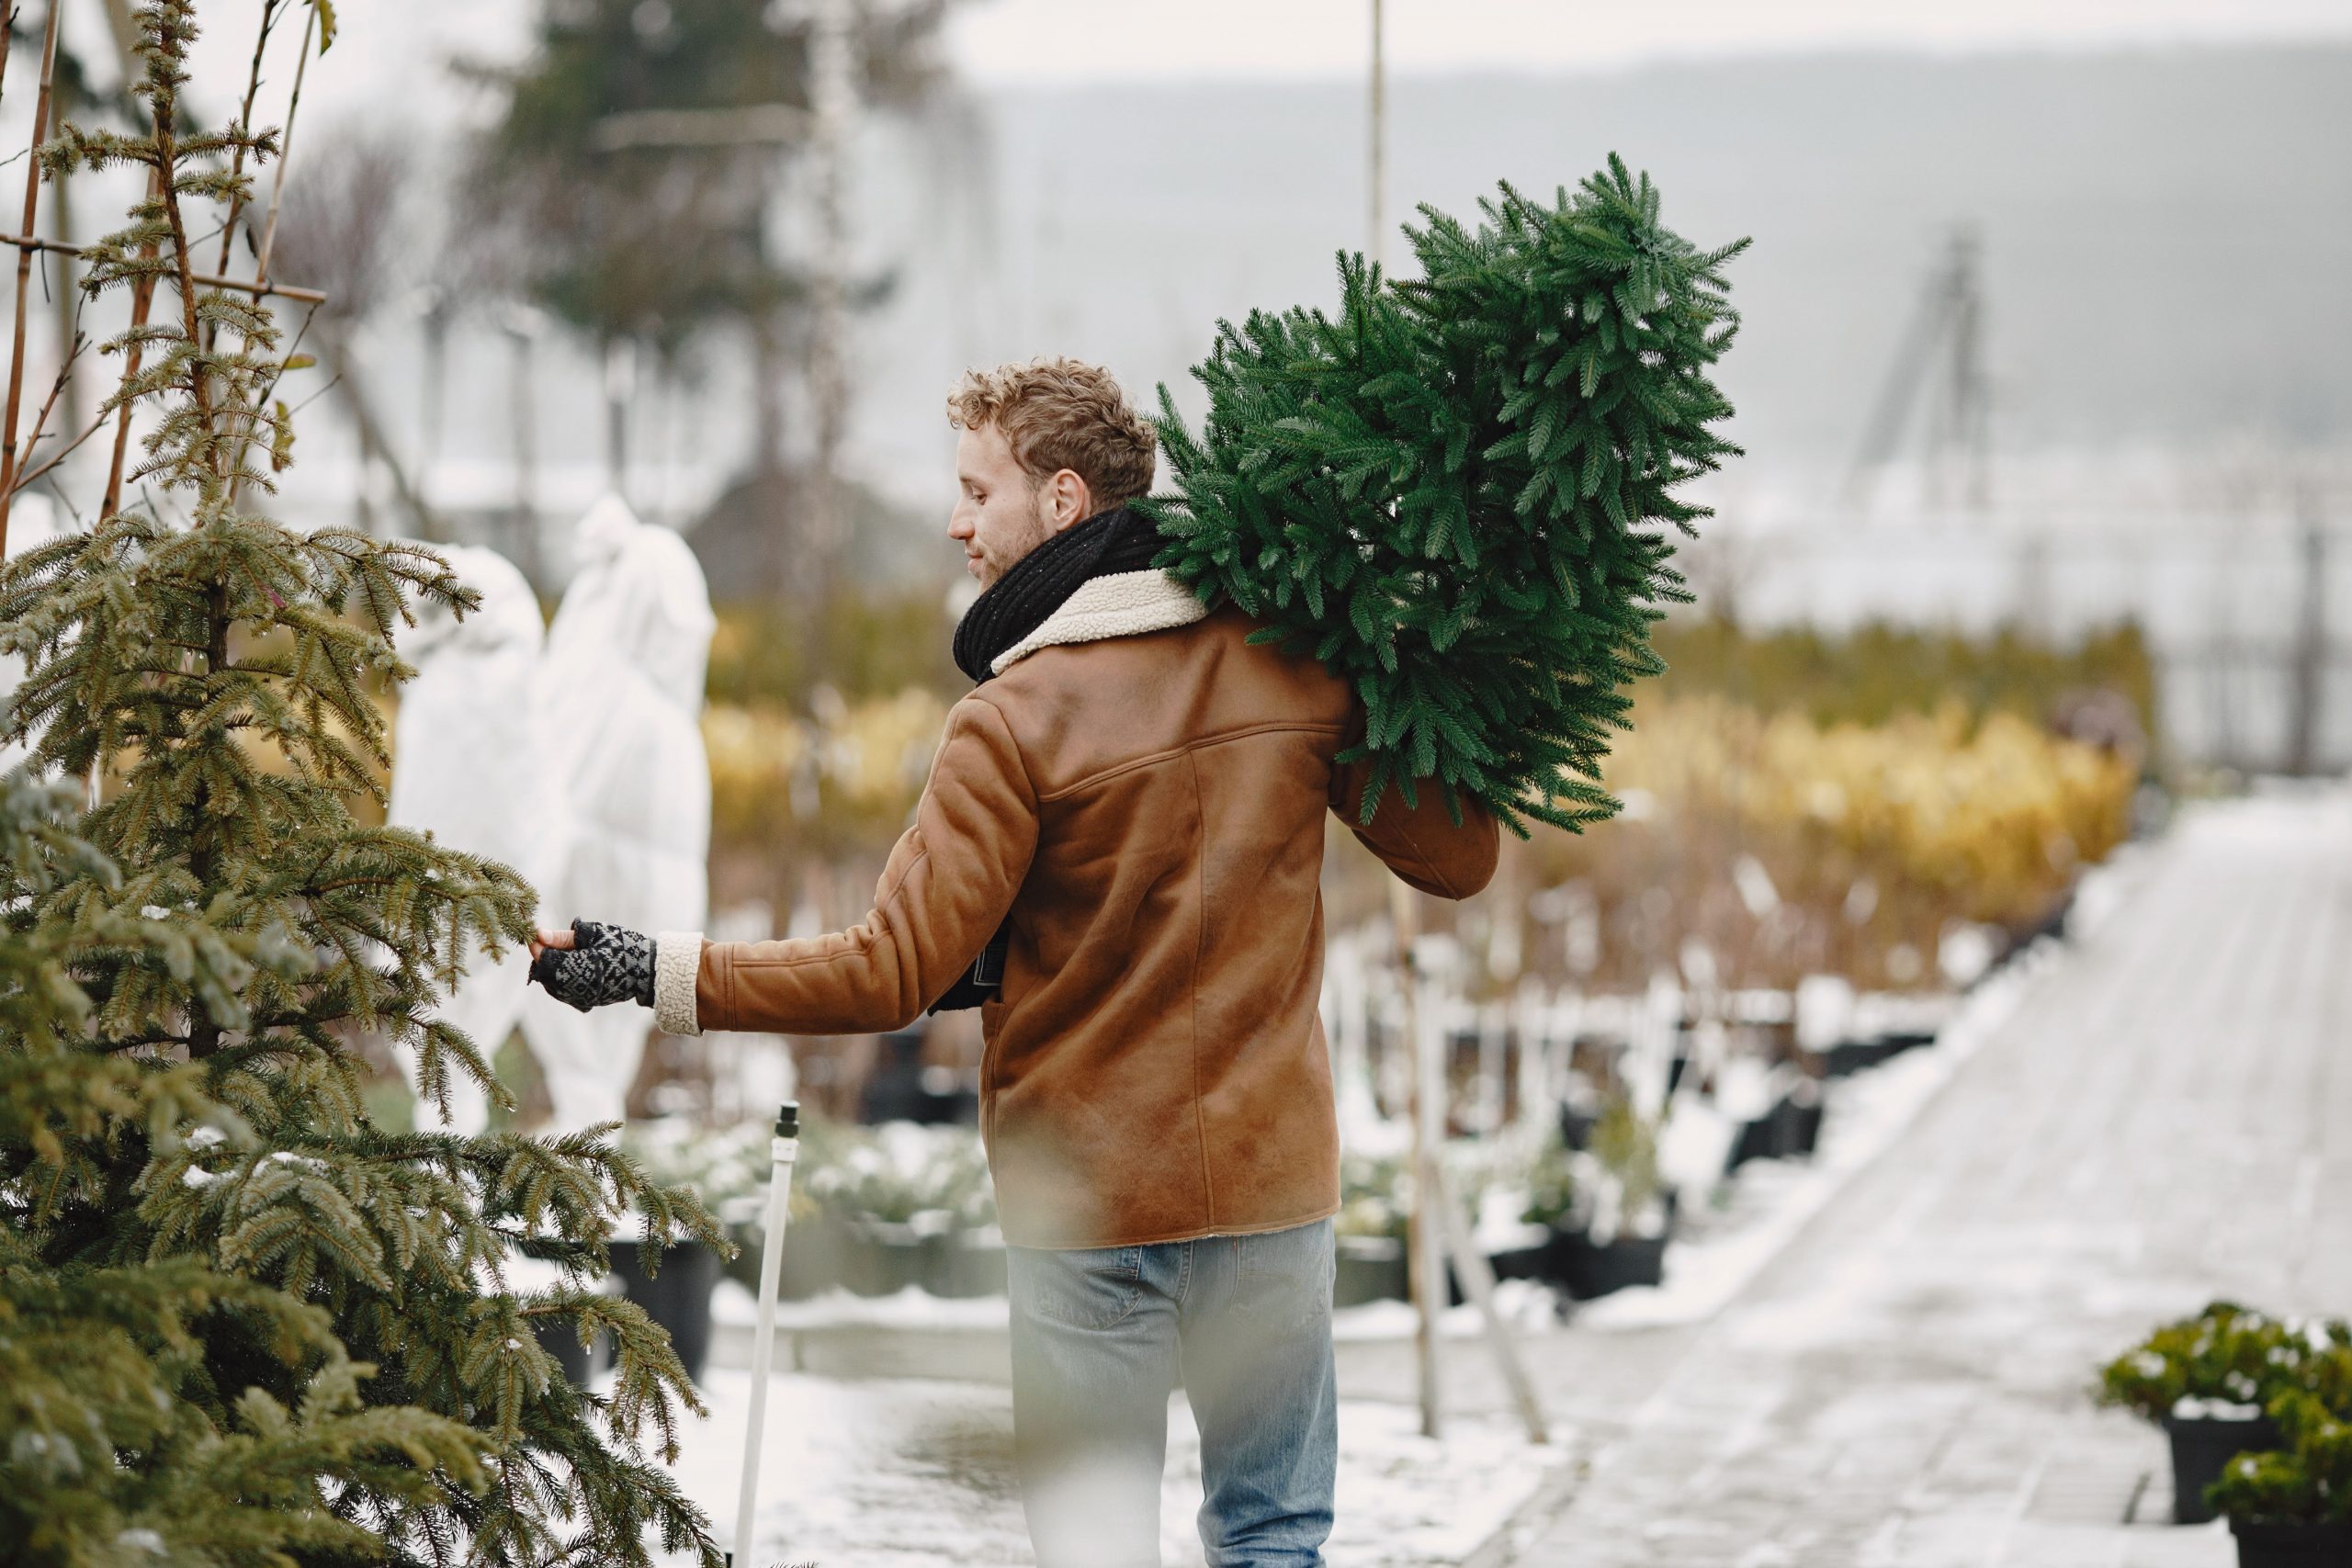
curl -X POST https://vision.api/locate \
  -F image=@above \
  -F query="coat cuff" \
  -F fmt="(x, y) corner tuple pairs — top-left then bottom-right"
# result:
(652, 931), (705, 1036)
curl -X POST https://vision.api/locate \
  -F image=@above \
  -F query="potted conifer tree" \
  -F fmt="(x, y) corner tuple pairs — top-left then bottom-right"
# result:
(1559, 1097), (1671, 1299)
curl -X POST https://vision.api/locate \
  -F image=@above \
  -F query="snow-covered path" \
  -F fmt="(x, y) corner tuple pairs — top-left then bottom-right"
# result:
(655, 1369), (1569, 1567)
(1495, 790), (2352, 1567)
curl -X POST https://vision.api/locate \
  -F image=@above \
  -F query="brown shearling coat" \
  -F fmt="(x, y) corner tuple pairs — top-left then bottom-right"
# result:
(652, 570), (1498, 1248)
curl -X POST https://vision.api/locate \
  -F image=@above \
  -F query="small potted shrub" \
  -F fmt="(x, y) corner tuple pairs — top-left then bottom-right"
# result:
(2207, 1390), (2352, 1565)
(1516, 1126), (1585, 1289)
(1334, 1148), (1410, 1306)
(809, 1122), (996, 1297)
(2098, 1303), (2338, 1525)
(1558, 1098), (1669, 1300)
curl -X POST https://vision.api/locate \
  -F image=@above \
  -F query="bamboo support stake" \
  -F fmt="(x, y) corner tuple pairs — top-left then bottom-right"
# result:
(0, 233), (326, 305)
(252, 5), (316, 287)
(0, 6), (16, 120)
(1391, 875), (1550, 1449)
(1430, 1161), (1551, 1444)
(0, 0), (62, 554)
(100, 175), (163, 521)
(211, 0), (286, 285)
(1390, 877), (1443, 1439)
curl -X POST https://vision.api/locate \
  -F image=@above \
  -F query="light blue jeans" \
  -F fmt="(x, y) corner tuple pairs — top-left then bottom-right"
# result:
(1005, 1216), (1338, 1568)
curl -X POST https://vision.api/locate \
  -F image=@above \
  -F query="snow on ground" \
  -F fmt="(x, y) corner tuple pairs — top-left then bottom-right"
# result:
(1569, 921), (2093, 1331)
(713, 1278), (1012, 1331)
(646, 1367), (1569, 1567)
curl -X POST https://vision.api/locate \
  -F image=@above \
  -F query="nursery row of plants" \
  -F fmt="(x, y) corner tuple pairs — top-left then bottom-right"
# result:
(2099, 1301), (2352, 1564)
(574, 994), (1960, 1386)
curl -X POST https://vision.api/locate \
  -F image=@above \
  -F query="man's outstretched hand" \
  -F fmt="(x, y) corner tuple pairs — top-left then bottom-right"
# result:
(527, 918), (655, 1012)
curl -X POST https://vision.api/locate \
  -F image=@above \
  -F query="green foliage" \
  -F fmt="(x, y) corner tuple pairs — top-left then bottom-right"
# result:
(1589, 1095), (1661, 1219)
(0, 773), (489, 1564)
(2206, 1390), (2352, 1526)
(1145, 159), (1746, 837)
(2098, 1302), (2351, 1426)
(802, 1120), (995, 1231)
(1335, 1147), (1409, 1242)
(706, 587), (962, 710)
(1649, 615), (2158, 742)
(0, 7), (728, 1562)
(1518, 1126), (1580, 1229)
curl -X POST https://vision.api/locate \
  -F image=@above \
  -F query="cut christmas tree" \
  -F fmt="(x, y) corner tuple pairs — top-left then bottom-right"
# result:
(0, 5), (725, 1563)
(1144, 159), (1746, 836)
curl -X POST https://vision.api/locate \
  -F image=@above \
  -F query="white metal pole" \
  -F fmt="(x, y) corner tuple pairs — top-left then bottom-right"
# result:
(731, 1102), (800, 1568)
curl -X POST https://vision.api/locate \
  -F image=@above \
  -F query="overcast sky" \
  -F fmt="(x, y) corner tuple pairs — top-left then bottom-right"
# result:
(88, 0), (2350, 143)
(944, 0), (2352, 82)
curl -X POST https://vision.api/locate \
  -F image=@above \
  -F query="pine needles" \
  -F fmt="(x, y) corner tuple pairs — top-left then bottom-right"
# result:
(1144, 157), (1747, 837)
(0, 6), (727, 1562)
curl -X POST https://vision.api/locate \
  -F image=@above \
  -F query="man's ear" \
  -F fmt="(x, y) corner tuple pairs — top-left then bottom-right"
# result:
(1040, 468), (1094, 534)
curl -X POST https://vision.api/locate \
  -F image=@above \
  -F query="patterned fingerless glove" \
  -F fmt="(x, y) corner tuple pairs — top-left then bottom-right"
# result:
(528, 919), (654, 1012)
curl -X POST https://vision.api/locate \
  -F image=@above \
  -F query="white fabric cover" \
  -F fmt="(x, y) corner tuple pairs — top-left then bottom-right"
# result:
(387, 544), (556, 1134)
(517, 496), (715, 1134)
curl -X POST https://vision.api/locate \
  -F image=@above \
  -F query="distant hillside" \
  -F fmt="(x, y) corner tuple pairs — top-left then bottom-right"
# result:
(852, 45), (2351, 487)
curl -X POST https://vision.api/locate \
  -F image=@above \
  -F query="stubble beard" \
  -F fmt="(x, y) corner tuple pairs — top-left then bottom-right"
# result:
(978, 486), (1053, 589)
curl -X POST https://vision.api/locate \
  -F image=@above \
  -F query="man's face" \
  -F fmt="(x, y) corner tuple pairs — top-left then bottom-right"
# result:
(950, 424), (1050, 588)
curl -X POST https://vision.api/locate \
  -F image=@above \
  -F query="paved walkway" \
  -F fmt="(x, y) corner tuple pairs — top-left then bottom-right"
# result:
(1481, 791), (2352, 1566)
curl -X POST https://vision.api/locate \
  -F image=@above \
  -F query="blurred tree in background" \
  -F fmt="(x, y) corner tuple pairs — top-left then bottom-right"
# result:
(469, 0), (959, 494)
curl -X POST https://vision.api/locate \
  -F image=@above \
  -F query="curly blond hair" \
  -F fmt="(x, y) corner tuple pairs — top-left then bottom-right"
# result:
(946, 357), (1158, 512)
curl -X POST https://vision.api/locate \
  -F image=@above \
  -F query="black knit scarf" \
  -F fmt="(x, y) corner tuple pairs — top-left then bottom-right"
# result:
(930, 505), (1162, 1013)
(950, 505), (1164, 683)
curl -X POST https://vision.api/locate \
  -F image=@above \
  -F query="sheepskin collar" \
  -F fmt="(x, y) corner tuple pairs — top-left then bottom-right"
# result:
(987, 568), (1208, 675)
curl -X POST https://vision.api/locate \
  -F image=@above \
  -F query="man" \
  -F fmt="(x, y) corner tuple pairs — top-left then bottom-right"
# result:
(529, 356), (1497, 1567)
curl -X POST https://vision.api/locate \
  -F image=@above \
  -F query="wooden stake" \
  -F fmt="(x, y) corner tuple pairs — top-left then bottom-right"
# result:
(1390, 876), (1443, 1439)
(211, 0), (287, 285)
(0, 0), (62, 554)
(102, 173), (164, 522)
(252, 5), (316, 288)
(1430, 1160), (1550, 1445)
(0, 233), (326, 305)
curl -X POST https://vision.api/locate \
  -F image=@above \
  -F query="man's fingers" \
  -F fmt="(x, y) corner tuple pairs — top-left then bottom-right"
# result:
(537, 927), (577, 951)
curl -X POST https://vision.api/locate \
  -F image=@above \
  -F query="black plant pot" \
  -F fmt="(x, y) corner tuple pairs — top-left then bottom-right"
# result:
(2228, 1517), (2352, 1567)
(923, 1234), (1008, 1298)
(1772, 1092), (1824, 1158)
(1725, 1114), (1777, 1173)
(608, 1238), (724, 1382)
(2167, 1411), (2284, 1526)
(531, 1314), (598, 1386)
(1334, 1235), (1408, 1307)
(1487, 1240), (1553, 1285)
(1558, 1231), (1668, 1300)
(1533, 1221), (1590, 1288)
(1822, 1038), (1895, 1077)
